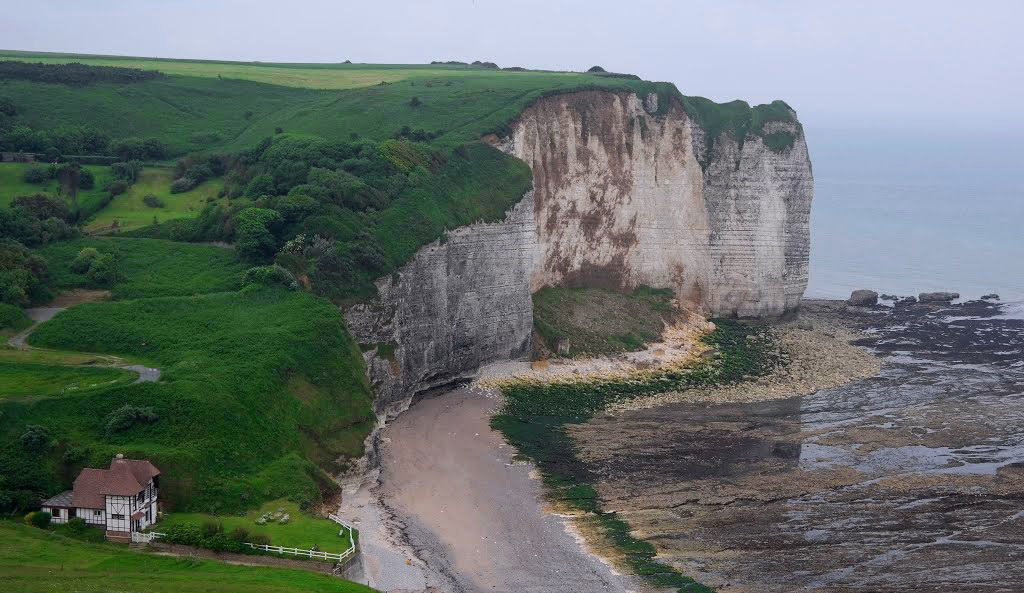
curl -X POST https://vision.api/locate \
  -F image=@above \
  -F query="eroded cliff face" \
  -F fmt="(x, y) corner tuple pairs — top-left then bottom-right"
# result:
(497, 90), (811, 316)
(344, 195), (536, 417)
(346, 89), (812, 415)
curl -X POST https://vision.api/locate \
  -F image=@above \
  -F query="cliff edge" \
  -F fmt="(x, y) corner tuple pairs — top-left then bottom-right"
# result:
(346, 88), (813, 416)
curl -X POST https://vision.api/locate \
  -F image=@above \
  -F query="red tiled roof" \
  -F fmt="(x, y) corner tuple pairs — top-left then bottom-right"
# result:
(70, 457), (160, 508)
(71, 469), (110, 509)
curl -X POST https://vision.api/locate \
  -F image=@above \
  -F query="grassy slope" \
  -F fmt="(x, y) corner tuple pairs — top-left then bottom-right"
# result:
(36, 237), (246, 299)
(0, 362), (134, 400)
(0, 163), (224, 230)
(83, 168), (225, 232)
(159, 499), (354, 553)
(0, 521), (376, 593)
(0, 238), (373, 513)
(532, 286), (676, 357)
(18, 286), (373, 512)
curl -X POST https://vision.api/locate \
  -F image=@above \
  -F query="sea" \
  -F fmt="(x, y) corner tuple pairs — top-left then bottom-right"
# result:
(804, 126), (1024, 302)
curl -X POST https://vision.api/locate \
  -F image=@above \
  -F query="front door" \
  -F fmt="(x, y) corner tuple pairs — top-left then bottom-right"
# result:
(68, 508), (76, 519)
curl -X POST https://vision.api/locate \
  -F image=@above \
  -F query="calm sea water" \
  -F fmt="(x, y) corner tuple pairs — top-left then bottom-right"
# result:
(805, 127), (1024, 301)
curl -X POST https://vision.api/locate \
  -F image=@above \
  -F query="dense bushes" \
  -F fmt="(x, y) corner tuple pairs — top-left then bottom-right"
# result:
(0, 124), (109, 156)
(109, 137), (166, 161)
(111, 160), (143, 183)
(162, 523), (253, 553)
(0, 239), (51, 305)
(242, 265), (298, 290)
(0, 60), (165, 86)
(23, 511), (52, 529)
(0, 302), (31, 332)
(143, 194), (165, 208)
(105, 404), (158, 435)
(69, 246), (122, 286)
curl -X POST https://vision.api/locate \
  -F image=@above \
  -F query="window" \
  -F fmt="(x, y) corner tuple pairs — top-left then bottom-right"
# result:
(112, 513), (125, 520)
(94, 510), (103, 517)
(50, 508), (60, 517)
(137, 491), (144, 503)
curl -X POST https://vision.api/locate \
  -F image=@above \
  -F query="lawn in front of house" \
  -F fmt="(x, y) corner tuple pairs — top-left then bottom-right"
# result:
(0, 521), (376, 593)
(157, 499), (353, 553)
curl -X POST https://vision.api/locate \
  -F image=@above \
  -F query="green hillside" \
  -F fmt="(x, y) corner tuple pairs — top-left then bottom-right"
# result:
(0, 50), (800, 518)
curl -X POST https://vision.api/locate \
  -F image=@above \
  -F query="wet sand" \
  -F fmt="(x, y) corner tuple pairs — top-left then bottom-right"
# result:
(343, 387), (637, 593)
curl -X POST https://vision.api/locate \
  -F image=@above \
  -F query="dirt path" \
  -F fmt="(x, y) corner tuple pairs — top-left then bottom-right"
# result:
(359, 386), (636, 593)
(6, 296), (161, 384)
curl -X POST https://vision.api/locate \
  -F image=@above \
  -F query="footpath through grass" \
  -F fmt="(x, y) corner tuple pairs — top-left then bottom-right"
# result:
(159, 499), (354, 554)
(0, 521), (376, 593)
(491, 320), (783, 593)
(0, 361), (135, 400)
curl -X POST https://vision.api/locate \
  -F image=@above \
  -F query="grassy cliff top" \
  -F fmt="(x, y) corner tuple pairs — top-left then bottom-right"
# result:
(0, 50), (799, 154)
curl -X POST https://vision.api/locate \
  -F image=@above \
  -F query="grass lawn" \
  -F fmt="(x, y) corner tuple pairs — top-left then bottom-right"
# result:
(0, 344), (125, 366)
(0, 361), (135, 399)
(83, 168), (225, 232)
(0, 521), (376, 593)
(36, 237), (247, 299)
(159, 499), (354, 553)
(0, 162), (112, 215)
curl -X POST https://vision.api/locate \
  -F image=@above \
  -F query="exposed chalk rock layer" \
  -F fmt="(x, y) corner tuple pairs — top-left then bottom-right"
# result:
(346, 89), (813, 414)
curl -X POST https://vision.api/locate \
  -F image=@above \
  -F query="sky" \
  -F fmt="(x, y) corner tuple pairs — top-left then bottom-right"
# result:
(2, 0), (1022, 132)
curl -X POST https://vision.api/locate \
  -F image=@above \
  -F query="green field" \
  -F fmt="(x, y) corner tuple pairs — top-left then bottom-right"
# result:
(0, 521), (376, 593)
(159, 499), (354, 554)
(36, 237), (247, 299)
(0, 361), (135, 399)
(84, 168), (225, 232)
(0, 162), (112, 215)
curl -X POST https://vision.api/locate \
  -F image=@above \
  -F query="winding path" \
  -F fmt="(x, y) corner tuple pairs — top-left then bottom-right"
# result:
(7, 305), (161, 384)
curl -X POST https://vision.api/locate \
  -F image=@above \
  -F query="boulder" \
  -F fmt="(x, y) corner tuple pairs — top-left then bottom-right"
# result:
(981, 293), (1000, 300)
(847, 289), (878, 306)
(898, 296), (918, 305)
(919, 291), (960, 303)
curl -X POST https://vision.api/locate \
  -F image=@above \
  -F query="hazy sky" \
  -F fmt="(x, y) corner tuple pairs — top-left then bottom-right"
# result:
(3, 0), (1021, 131)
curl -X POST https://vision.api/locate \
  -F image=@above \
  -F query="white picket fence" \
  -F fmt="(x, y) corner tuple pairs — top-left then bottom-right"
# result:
(132, 514), (357, 564)
(131, 531), (165, 544)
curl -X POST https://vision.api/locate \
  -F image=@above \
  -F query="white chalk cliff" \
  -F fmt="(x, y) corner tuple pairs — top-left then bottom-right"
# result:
(346, 89), (813, 415)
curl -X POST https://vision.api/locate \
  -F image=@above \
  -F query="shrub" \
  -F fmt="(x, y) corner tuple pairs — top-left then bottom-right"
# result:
(66, 517), (88, 532)
(62, 446), (88, 465)
(169, 177), (196, 194)
(105, 404), (157, 435)
(70, 247), (101, 274)
(274, 127), (283, 135)
(86, 253), (122, 285)
(0, 239), (50, 304)
(0, 95), (15, 116)
(587, 65), (606, 73)
(22, 166), (49, 184)
(11, 194), (73, 223)
(111, 160), (143, 183)
(24, 511), (52, 528)
(106, 180), (129, 196)
(242, 265), (298, 290)
(248, 533), (271, 546)
(201, 520), (223, 538)
(408, 96), (422, 108)
(19, 425), (52, 452)
(229, 526), (249, 542)
(143, 194), (165, 208)
(78, 167), (95, 190)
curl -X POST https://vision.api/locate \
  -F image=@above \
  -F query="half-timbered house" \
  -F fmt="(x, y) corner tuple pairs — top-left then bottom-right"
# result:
(41, 454), (160, 542)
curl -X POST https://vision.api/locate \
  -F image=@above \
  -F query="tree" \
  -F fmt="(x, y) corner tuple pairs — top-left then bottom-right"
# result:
(56, 163), (82, 219)
(408, 96), (422, 108)
(587, 65), (606, 73)
(234, 207), (282, 262)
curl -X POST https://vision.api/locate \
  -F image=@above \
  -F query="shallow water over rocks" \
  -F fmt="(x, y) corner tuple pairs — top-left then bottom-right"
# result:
(572, 300), (1024, 592)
